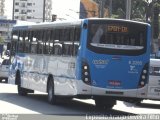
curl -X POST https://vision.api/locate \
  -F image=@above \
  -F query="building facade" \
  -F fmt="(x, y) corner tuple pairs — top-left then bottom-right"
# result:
(0, 0), (5, 16)
(0, 19), (16, 43)
(0, 19), (16, 54)
(13, 0), (52, 23)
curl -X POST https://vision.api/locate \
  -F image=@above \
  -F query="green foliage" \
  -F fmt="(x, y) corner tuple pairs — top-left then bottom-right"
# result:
(112, 0), (126, 19)
(152, 1), (160, 38)
(111, 0), (149, 21)
(131, 0), (148, 21)
(0, 36), (4, 44)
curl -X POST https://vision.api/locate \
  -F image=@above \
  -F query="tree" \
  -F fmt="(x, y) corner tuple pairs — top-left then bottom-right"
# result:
(111, 0), (148, 20)
(112, 0), (126, 19)
(151, 1), (160, 54)
(131, 0), (148, 21)
(153, 2), (160, 39)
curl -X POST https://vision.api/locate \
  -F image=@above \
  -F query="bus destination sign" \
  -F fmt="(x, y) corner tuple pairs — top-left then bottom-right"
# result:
(107, 25), (128, 33)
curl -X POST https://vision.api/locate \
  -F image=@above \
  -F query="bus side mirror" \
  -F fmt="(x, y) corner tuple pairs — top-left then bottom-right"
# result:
(83, 23), (88, 29)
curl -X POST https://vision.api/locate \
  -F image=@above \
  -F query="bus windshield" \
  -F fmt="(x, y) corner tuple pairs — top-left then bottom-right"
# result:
(87, 21), (147, 55)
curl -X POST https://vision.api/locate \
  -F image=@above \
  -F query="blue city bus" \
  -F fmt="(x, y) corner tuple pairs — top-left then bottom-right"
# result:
(8, 18), (151, 109)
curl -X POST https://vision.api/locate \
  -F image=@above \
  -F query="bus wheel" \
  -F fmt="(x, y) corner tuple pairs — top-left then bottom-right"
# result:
(126, 99), (142, 105)
(18, 85), (28, 96)
(47, 79), (57, 105)
(95, 97), (116, 109)
(16, 72), (28, 96)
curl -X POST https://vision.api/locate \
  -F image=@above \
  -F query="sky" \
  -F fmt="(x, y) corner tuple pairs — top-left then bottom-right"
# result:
(4, 0), (80, 20)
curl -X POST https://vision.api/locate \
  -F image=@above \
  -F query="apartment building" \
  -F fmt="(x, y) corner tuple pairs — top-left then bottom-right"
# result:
(13, 0), (52, 22)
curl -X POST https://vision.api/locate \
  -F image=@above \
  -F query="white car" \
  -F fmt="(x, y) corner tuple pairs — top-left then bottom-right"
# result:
(0, 59), (10, 83)
(147, 59), (160, 99)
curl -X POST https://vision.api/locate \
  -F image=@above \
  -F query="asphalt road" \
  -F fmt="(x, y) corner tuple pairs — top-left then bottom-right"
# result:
(0, 83), (160, 120)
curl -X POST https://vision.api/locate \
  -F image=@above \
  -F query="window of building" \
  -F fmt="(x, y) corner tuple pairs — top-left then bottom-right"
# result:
(27, 9), (32, 13)
(15, 9), (19, 12)
(21, 10), (26, 14)
(27, 3), (32, 6)
(21, 16), (26, 20)
(27, 16), (32, 19)
(15, 2), (19, 5)
(15, 16), (19, 19)
(21, 3), (26, 7)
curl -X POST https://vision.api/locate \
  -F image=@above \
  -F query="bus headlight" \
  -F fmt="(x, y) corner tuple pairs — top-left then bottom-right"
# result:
(84, 78), (89, 82)
(138, 63), (149, 88)
(142, 75), (145, 80)
(84, 72), (88, 76)
(84, 66), (88, 70)
(143, 70), (147, 74)
(82, 61), (91, 85)
(141, 81), (145, 86)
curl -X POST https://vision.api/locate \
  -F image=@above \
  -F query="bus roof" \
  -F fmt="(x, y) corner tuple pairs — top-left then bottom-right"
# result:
(87, 18), (149, 26)
(12, 18), (149, 31)
(13, 19), (82, 30)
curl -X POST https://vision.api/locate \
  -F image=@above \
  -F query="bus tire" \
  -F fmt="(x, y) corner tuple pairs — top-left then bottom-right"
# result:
(18, 85), (28, 96)
(126, 99), (142, 105)
(95, 97), (116, 109)
(47, 78), (57, 105)
(16, 71), (28, 96)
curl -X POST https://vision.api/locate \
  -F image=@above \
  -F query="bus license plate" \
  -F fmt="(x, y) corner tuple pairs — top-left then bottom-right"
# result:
(108, 80), (121, 86)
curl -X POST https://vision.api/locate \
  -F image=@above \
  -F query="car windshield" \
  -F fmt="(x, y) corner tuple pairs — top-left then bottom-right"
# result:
(150, 66), (160, 76)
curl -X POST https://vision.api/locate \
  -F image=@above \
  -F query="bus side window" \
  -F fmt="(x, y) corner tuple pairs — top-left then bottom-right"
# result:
(37, 30), (43, 54)
(24, 31), (30, 53)
(42, 30), (51, 55)
(73, 44), (79, 56)
(18, 31), (24, 53)
(54, 44), (62, 55)
(51, 28), (61, 55)
(73, 27), (81, 56)
(63, 43), (72, 56)
(62, 28), (70, 56)
(31, 31), (38, 54)
(11, 30), (18, 55)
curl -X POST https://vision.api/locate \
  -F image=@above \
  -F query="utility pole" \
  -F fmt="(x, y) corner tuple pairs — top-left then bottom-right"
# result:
(109, 0), (112, 17)
(12, 0), (15, 20)
(99, 0), (104, 18)
(126, 0), (131, 20)
(43, 0), (46, 22)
